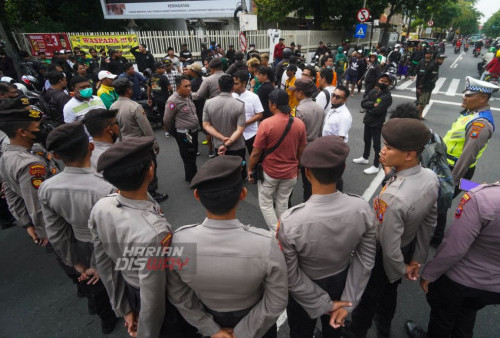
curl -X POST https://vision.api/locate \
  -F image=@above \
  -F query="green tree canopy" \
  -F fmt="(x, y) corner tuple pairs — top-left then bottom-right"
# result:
(482, 9), (500, 37)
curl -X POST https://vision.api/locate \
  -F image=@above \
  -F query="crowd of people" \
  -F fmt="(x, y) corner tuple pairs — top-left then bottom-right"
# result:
(0, 35), (499, 338)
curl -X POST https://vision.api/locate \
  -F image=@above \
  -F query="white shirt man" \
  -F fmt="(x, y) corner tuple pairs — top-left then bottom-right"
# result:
(322, 87), (352, 142)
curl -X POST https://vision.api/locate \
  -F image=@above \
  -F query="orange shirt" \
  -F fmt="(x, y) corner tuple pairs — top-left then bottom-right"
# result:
(315, 68), (337, 87)
(285, 76), (299, 110)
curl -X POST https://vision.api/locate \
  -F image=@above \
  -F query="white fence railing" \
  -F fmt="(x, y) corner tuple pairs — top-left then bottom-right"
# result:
(18, 28), (383, 61)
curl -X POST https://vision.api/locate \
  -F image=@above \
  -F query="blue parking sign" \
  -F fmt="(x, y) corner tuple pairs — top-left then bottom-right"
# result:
(354, 24), (367, 38)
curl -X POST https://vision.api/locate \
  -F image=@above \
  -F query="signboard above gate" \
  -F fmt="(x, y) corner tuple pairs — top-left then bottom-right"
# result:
(100, 0), (241, 19)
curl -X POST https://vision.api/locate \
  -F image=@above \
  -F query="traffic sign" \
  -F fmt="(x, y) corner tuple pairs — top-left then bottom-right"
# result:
(354, 24), (367, 38)
(239, 32), (247, 52)
(357, 8), (370, 23)
(428, 20), (434, 27)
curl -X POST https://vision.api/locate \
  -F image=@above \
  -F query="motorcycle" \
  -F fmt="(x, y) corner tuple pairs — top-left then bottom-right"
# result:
(454, 45), (460, 54)
(464, 44), (469, 52)
(384, 61), (398, 90)
(473, 47), (481, 57)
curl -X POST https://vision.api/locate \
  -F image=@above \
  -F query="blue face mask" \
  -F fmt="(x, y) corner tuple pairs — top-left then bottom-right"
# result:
(79, 88), (93, 98)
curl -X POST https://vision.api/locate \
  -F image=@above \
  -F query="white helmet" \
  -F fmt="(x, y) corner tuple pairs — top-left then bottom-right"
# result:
(1, 76), (15, 83)
(14, 82), (28, 95)
(395, 44), (401, 48)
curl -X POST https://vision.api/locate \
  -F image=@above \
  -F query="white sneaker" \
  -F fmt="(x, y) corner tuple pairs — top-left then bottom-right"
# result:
(164, 132), (170, 138)
(353, 156), (369, 164)
(364, 165), (380, 175)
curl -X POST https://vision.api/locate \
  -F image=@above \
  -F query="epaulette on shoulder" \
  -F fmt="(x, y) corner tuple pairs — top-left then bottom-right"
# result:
(242, 224), (272, 238)
(174, 223), (199, 233)
(345, 192), (364, 199)
(280, 202), (306, 220)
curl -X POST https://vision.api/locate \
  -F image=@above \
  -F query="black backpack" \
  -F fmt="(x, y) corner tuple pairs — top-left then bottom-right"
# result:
(421, 132), (454, 211)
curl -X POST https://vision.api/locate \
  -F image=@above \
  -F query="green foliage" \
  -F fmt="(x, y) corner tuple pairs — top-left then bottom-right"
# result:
(452, 0), (481, 35)
(482, 9), (500, 37)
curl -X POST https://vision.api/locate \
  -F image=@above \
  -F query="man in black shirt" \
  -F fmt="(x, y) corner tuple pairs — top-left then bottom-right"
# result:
(43, 71), (70, 126)
(75, 63), (98, 95)
(102, 49), (125, 76)
(130, 44), (155, 73)
(226, 45), (236, 64)
(88, 48), (101, 76)
(179, 43), (193, 67)
(256, 66), (275, 120)
(147, 61), (170, 122)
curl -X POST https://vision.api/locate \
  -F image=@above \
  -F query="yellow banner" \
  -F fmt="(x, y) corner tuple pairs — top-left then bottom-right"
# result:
(69, 34), (138, 60)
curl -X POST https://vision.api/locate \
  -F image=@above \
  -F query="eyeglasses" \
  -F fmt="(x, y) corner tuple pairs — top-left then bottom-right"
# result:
(332, 94), (345, 100)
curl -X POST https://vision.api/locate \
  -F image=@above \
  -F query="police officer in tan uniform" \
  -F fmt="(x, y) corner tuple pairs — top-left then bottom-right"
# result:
(0, 99), (54, 244)
(277, 136), (376, 338)
(89, 137), (198, 338)
(164, 75), (199, 182)
(82, 108), (120, 172)
(167, 155), (288, 338)
(39, 122), (118, 333)
(348, 118), (439, 338)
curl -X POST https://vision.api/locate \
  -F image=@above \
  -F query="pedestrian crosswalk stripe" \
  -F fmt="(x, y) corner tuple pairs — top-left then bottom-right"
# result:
(396, 79), (414, 90)
(432, 77), (446, 94)
(446, 79), (461, 96)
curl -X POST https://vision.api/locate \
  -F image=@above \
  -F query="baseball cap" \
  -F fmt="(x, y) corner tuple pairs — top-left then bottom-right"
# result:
(98, 70), (117, 81)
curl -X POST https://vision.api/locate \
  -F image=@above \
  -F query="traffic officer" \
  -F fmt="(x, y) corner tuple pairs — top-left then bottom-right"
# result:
(277, 136), (376, 338)
(348, 118), (439, 338)
(39, 122), (118, 334)
(167, 155), (288, 338)
(406, 182), (500, 338)
(82, 108), (120, 172)
(433, 77), (500, 246)
(164, 75), (199, 182)
(293, 78), (325, 201)
(89, 137), (198, 338)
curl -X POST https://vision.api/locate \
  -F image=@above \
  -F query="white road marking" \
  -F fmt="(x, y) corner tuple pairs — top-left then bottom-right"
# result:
(446, 79), (461, 96)
(276, 311), (287, 329)
(396, 78), (414, 90)
(450, 52), (464, 68)
(362, 171), (385, 201)
(432, 78), (446, 94)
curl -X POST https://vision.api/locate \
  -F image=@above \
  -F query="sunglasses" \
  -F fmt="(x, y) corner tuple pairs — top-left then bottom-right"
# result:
(332, 94), (345, 100)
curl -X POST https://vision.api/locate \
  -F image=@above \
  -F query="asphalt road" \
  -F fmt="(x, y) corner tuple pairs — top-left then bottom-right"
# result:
(1, 45), (499, 337)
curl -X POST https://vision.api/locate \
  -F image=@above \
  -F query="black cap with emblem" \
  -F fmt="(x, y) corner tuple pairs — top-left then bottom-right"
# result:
(0, 107), (42, 122)
(46, 121), (87, 152)
(0, 95), (31, 111)
(97, 136), (154, 172)
(190, 155), (243, 191)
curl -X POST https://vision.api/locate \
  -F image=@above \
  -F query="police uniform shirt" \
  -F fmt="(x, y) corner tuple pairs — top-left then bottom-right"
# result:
(231, 90), (264, 140)
(89, 193), (172, 338)
(0, 144), (57, 238)
(322, 104), (353, 142)
(295, 98), (325, 143)
(39, 167), (116, 267)
(110, 96), (159, 152)
(90, 141), (112, 172)
(167, 218), (288, 338)
(164, 92), (199, 132)
(191, 70), (225, 101)
(202, 93), (246, 150)
(373, 164), (439, 282)
(422, 183), (500, 293)
(277, 192), (376, 316)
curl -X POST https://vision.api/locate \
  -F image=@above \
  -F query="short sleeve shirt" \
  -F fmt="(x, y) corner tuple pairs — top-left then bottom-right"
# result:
(253, 113), (306, 179)
(322, 104), (352, 142)
(232, 91), (264, 140)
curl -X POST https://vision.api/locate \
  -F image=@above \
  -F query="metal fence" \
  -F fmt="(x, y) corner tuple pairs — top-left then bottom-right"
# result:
(18, 28), (383, 61)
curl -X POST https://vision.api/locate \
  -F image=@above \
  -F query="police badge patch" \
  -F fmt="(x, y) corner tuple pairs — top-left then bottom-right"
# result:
(169, 103), (175, 110)
(374, 198), (388, 223)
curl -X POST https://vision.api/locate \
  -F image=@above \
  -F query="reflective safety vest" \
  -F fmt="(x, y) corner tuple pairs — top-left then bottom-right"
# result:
(443, 110), (495, 167)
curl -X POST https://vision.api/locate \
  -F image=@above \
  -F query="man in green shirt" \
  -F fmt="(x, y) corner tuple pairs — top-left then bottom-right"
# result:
(97, 71), (118, 109)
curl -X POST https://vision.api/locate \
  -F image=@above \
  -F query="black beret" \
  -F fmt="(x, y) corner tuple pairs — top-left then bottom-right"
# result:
(382, 118), (431, 151)
(70, 75), (89, 88)
(301, 135), (349, 168)
(82, 108), (118, 124)
(190, 155), (243, 191)
(46, 122), (87, 152)
(0, 107), (42, 122)
(163, 58), (172, 65)
(208, 58), (222, 68)
(97, 136), (154, 172)
(0, 96), (31, 111)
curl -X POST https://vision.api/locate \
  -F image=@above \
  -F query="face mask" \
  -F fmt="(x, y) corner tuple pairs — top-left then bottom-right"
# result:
(79, 88), (93, 98)
(378, 83), (388, 90)
(326, 65), (332, 69)
(331, 103), (343, 109)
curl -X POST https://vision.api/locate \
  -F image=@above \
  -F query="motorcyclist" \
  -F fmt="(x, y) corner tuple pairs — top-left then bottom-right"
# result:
(481, 50), (500, 81)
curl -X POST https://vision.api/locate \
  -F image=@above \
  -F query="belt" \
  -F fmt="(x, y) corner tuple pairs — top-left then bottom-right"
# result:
(176, 128), (198, 133)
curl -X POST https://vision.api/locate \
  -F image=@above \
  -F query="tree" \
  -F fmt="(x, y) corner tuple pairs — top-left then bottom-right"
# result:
(482, 9), (500, 37)
(451, 0), (481, 35)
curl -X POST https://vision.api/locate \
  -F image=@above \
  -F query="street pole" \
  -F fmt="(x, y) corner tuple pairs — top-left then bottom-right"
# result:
(369, 20), (374, 51)
(357, 0), (367, 45)
(406, 12), (412, 41)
